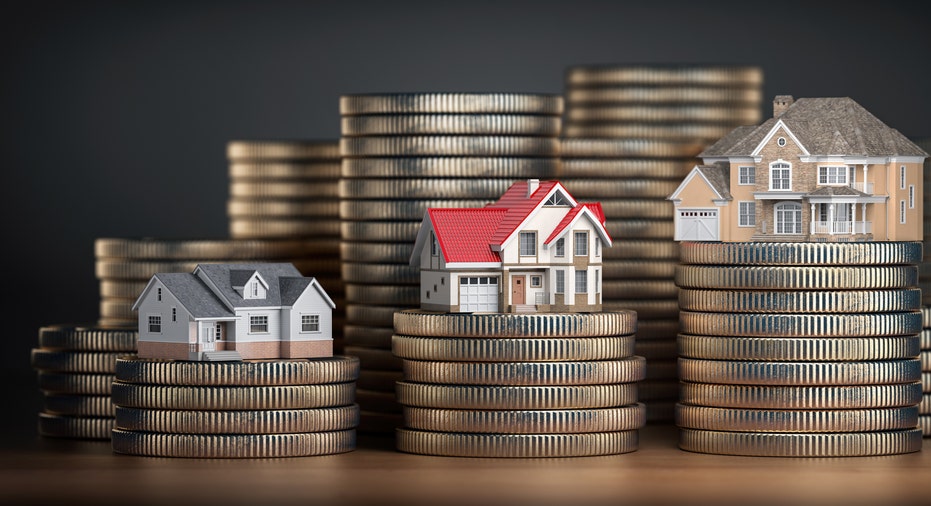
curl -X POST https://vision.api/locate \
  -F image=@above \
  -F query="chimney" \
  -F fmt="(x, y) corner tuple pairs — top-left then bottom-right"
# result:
(526, 179), (539, 197)
(773, 95), (794, 117)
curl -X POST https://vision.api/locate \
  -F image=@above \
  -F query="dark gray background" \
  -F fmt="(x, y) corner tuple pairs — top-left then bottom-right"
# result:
(3, 0), (930, 386)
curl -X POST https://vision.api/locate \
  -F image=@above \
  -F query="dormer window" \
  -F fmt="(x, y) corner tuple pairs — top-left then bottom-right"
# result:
(241, 272), (268, 300)
(544, 192), (571, 206)
(252, 281), (258, 297)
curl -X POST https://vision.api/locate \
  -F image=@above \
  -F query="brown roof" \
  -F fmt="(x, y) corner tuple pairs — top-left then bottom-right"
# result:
(806, 186), (868, 197)
(696, 164), (732, 200)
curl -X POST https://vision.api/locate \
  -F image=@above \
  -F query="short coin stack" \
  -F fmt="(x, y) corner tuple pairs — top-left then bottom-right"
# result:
(111, 356), (360, 458)
(919, 138), (931, 436)
(338, 93), (563, 431)
(559, 65), (764, 422)
(675, 241), (924, 456)
(32, 324), (137, 439)
(392, 310), (645, 457)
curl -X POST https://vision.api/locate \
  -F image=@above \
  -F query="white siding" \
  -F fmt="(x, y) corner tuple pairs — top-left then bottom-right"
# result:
(233, 309), (281, 343)
(136, 280), (195, 345)
(286, 285), (334, 342)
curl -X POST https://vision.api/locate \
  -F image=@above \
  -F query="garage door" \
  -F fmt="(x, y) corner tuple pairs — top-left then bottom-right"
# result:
(459, 276), (498, 312)
(676, 209), (719, 241)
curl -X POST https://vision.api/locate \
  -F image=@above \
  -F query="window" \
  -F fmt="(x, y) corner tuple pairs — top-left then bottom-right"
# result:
(770, 162), (791, 190)
(901, 200), (907, 224)
(252, 282), (259, 297)
(530, 276), (542, 288)
(818, 166), (848, 185)
(215, 322), (223, 339)
(250, 315), (268, 333)
(430, 232), (438, 256)
(575, 270), (588, 293)
(157, 288), (162, 302)
(595, 269), (600, 293)
(909, 185), (915, 209)
(574, 231), (588, 256)
(555, 270), (565, 294)
(901, 166), (907, 190)
(171, 307), (176, 322)
(148, 315), (161, 333)
(738, 202), (756, 227)
(738, 166), (755, 185)
(544, 192), (571, 206)
(554, 238), (565, 257)
(777, 137), (786, 147)
(775, 202), (802, 234)
(302, 314), (320, 332)
(595, 237), (601, 256)
(519, 232), (536, 256)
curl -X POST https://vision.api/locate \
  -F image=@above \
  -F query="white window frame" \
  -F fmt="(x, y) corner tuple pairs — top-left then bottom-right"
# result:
(595, 237), (601, 257)
(774, 202), (802, 234)
(738, 166), (756, 185)
(530, 275), (542, 288)
(901, 200), (907, 224)
(595, 269), (600, 294)
(777, 137), (787, 147)
(770, 162), (792, 191)
(301, 314), (320, 333)
(818, 166), (848, 185)
(909, 185), (915, 209)
(555, 270), (565, 294)
(148, 315), (161, 334)
(575, 270), (588, 294)
(519, 231), (536, 257)
(250, 315), (269, 334)
(574, 231), (588, 256)
(738, 201), (756, 227)
(554, 238), (565, 257)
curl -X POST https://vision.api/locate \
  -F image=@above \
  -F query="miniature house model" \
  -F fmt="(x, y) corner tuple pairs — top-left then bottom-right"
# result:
(410, 179), (611, 313)
(669, 95), (928, 242)
(132, 263), (335, 361)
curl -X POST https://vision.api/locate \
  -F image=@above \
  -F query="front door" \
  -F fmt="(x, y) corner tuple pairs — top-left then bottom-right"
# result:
(512, 276), (525, 305)
(202, 323), (216, 352)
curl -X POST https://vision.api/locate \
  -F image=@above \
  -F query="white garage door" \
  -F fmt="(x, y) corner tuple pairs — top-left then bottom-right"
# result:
(676, 209), (719, 241)
(459, 276), (498, 312)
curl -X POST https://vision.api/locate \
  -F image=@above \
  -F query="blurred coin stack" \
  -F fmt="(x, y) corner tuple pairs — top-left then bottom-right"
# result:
(226, 140), (346, 348)
(32, 324), (137, 439)
(558, 65), (764, 422)
(110, 356), (360, 458)
(338, 93), (563, 432)
(675, 242), (923, 456)
(392, 311), (645, 457)
(917, 137), (931, 436)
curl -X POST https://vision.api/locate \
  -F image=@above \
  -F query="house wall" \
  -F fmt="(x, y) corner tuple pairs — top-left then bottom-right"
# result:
(727, 162), (757, 242)
(672, 172), (733, 241)
(285, 286), (333, 340)
(420, 269), (454, 310)
(136, 280), (195, 360)
(754, 126), (810, 236)
(886, 161), (924, 241)
(231, 308), (280, 358)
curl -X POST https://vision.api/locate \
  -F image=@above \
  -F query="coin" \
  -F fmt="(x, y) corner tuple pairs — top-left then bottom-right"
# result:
(675, 265), (918, 290)
(678, 288), (922, 313)
(676, 404), (919, 432)
(635, 320), (681, 340)
(112, 429), (356, 458)
(602, 240), (679, 259)
(99, 300), (135, 320)
(679, 358), (920, 386)
(43, 395), (115, 417)
(560, 179), (680, 199)
(343, 325), (395, 348)
(391, 335), (636, 362)
(339, 200), (491, 222)
(396, 429), (638, 457)
(31, 349), (132, 373)
(678, 241), (923, 266)
(678, 428), (921, 457)
(98, 280), (152, 299)
(591, 199), (676, 220)
(229, 181), (339, 199)
(604, 220), (674, 240)
(38, 413), (113, 440)
(341, 114), (561, 136)
(37, 325), (137, 352)
(678, 334), (920, 361)
(345, 346), (402, 371)
(393, 310), (637, 338)
(679, 382), (924, 409)
(342, 262), (419, 285)
(601, 260), (678, 279)
(557, 159), (694, 179)
(340, 222), (421, 243)
(114, 356), (360, 385)
(346, 304), (405, 327)
(401, 356), (646, 385)
(339, 93), (563, 115)
(560, 138), (704, 158)
(340, 136), (559, 157)
(395, 382), (638, 410)
(115, 405), (360, 433)
(37, 372), (115, 395)
(110, 382), (356, 410)
(563, 123), (738, 142)
(227, 140), (340, 161)
(229, 219), (341, 239)
(602, 280), (677, 299)
(565, 86), (764, 105)
(339, 242), (416, 264)
(637, 379), (679, 400)
(402, 404), (644, 434)
(339, 178), (522, 200)
(919, 415), (931, 436)
(679, 311), (922, 337)
(227, 199), (341, 218)
(341, 157), (557, 179)
(602, 300), (679, 320)
(565, 105), (761, 124)
(346, 284), (419, 305)
(565, 65), (764, 86)
(94, 238), (318, 260)
(228, 162), (341, 180)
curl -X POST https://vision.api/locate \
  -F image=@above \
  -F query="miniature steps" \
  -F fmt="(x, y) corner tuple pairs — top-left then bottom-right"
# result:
(201, 351), (243, 361)
(513, 304), (537, 313)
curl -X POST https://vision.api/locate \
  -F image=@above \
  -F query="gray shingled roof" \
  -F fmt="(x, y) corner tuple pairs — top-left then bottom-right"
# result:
(229, 270), (255, 288)
(806, 186), (868, 197)
(696, 164), (732, 200)
(154, 273), (234, 318)
(195, 263), (303, 308)
(701, 97), (928, 158)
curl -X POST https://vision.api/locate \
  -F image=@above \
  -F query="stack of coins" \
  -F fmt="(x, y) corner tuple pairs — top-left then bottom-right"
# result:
(339, 93), (563, 431)
(558, 65), (764, 422)
(917, 137), (931, 436)
(392, 310), (646, 457)
(111, 356), (360, 458)
(922, 307), (931, 437)
(95, 238), (321, 328)
(32, 324), (137, 439)
(226, 140), (346, 348)
(675, 242), (924, 456)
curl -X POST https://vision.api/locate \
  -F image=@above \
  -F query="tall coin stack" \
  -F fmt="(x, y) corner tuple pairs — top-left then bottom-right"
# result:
(226, 140), (345, 349)
(916, 137), (931, 436)
(110, 356), (360, 458)
(675, 242), (924, 456)
(392, 311), (645, 457)
(558, 65), (764, 422)
(338, 93), (563, 432)
(32, 325), (137, 439)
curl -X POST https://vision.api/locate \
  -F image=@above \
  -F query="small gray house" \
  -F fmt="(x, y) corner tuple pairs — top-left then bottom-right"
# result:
(132, 263), (335, 361)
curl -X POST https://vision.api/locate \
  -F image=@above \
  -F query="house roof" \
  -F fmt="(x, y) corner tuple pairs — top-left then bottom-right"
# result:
(806, 186), (868, 197)
(195, 263), (302, 308)
(701, 97), (928, 158)
(700, 164), (732, 199)
(485, 180), (563, 247)
(428, 208), (508, 263)
(280, 277), (336, 308)
(544, 203), (610, 245)
(150, 273), (235, 318)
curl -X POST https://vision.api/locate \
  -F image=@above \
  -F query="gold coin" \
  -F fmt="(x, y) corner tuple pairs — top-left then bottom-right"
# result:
(396, 429), (638, 457)
(115, 405), (360, 433)
(38, 372), (115, 395)
(227, 199), (341, 218)
(346, 284), (419, 305)
(340, 157), (557, 178)
(344, 346), (402, 371)
(602, 300), (679, 320)
(342, 262), (419, 285)
(675, 265), (918, 290)
(403, 404), (644, 434)
(343, 325), (395, 348)
(560, 138), (704, 158)
(395, 381), (638, 409)
(391, 335), (636, 362)
(339, 93), (563, 115)
(115, 356), (360, 385)
(583, 199), (675, 220)
(111, 382), (356, 410)
(602, 239), (679, 259)
(565, 65), (763, 87)
(678, 241), (923, 266)
(229, 219), (341, 239)
(341, 114), (561, 136)
(393, 309), (637, 338)
(678, 428), (921, 457)
(230, 181), (338, 199)
(226, 140), (340, 161)
(565, 86), (764, 105)
(557, 159), (694, 179)
(680, 382), (923, 409)
(678, 334), (920, 361)
(38, 324), (137, 352)
(112, 429), (356, 458)
(38, 413), (113, 440)
(679, 311), (922, 337)
(97, 317), (136, 328)
(603, 280), (677, 299)
(99, 299), (135, 320)
(676, 404), (919, 432)
(340, 136), (559, 157)
(94, 238), (320, 260)
(339, 221), (420, 243)
(562, 123), (749, 142)
(565, 105), (761, 124)
(339, 199), (492, 221)
(31, 349), (132, 373)
(339, 178), (522, 200)
(560, 179), (680, 199)
(678, 288), (922, 313)
(98, 280), (151, 299)
(228, 161), (341, 180)
(43, 395), (115, 417)
(923, 372), (931, 393)
(602, 260), (678, 279)
(401, 356), (646, 385)
(678, 357), (920, 385)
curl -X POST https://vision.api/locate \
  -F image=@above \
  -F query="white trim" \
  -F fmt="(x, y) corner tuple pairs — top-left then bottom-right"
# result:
(754, 192), (805, 200)
(668, 166), (726, 201)
(737, 166), (756, 185)
(751, 121), (810, 157)
(738, 201), (756, 227)
(769, 160), (793, 191)
(496, 182), (578, 251)
(543, 205), (613, 247)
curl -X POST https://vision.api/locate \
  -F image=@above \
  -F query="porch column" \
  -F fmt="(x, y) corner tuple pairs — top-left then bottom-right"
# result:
(810, 203), (816, 234)
(852, 203), (857, 234)
(863, 164), (869, 192)
(828, 203), (835, 235)
(862, 203), (867, 232)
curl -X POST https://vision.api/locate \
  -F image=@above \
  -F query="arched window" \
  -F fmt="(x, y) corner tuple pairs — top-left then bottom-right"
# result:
(774, 202), (802, 234)
(770, 161), (792, 190)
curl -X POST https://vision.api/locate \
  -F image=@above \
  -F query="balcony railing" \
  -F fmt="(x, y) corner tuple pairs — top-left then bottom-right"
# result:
(812, 221), (872, 235)
(535, 292), (547, 305)
(850, 181), (874, 194)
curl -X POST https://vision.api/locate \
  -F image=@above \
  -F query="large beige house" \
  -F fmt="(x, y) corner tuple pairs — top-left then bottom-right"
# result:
(668, 95), (927, 242)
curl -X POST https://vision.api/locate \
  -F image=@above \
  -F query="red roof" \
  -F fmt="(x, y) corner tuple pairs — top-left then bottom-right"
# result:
(429, 208), (507, 263)
(544, 203), (609, 245)
(486, 180), (560, 246)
